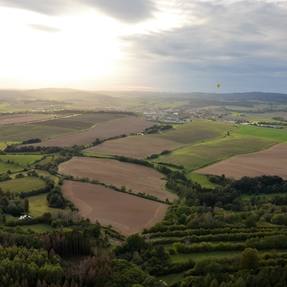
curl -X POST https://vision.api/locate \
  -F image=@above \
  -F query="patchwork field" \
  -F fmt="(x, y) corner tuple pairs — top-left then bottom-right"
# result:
(59, 157), (176, 201)
(159, 120), (232, 144)
(0, 142), (17, 151)
(0, 161), (22, 174)
(197, 143), (287, 179)
(0, 177), (46, 193)
(0, 124), (75, 141)
(157, 135), (275, 172)
(29, 194), (58, 217)
(189, 173), (218, 188)
(87, 120), (232, 159)
(237, 125), (287, 142)
(35, 116), (153, 147)
(0, 154), (43, 166)
(0, 112), (140, 143)
(0, 113), (56, 126)
(34, 112), (128, 130)
(62, 181), (168, 235)
(87, 135), (180, 159)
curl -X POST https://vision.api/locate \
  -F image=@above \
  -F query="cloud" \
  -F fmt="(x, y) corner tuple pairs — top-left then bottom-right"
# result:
(29, 24), (61, 33)
(0, 0), (70, 15)
(0, 0), (155, 22)
(84, 0), (154, 22)
(124, 0), (287, 91)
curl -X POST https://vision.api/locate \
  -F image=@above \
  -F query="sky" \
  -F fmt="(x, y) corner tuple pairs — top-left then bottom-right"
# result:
(0, 0), (286, 92)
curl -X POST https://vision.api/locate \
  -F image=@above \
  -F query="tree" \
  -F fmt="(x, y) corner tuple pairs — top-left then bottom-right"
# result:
(233, 277), (246, 287)
(240, 248), (259, 270)
(245, 214), (257, 228)
(210, 279), (219, 287)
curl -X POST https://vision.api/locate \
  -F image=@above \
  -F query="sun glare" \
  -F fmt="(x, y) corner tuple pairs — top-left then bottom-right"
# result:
(0, 7), (124, 87)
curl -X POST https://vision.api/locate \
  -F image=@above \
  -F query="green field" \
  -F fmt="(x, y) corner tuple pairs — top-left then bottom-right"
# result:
(0, 141), (19, 151)
(0, 154), (43, 166)
(0, 161), (22, 174)
(171, 251), (240, 264)
(14, 224), (53, 233)
(160, 120), (232, 144)
(157, 134), (275, 172)
(189, 173), (218, 188)
(159, 272), (185, 286)
(36, 169), (60, 184)
(0, 177), (46, 193)
(0, 124), (75, 141)
(154, 122), (287, 176)
(29, 194), (58, 217)
(237, 125), (287, 142)
(35, 112), (127, 130)
(0, 142), (8, 150)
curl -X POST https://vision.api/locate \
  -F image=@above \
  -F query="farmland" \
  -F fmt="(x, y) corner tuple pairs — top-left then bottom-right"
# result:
(237, 125), (287, 142)
(0, 113), (56, 126)
(87, 134), (180, 159)
(0, 142), (17, 151)
(87, 120), (232, 159)
(33, 112), (128, 129)
(189, 173), (218, 188)
(0, 124), (75, 142)
(0, 161), (22, 174)
(59, 156), (176, 201)
(197, 143), (287, 179)
(0, 154), (43, 166)
(29, 194), (58, 217)
(0, 111), (145, 144)
(35, 116), (153, 147)
(0, 177), (46, 193)
(159, 120), (232, 144)
(1, 93), (287, 286)
(62, 180), (168, 235)
(157, 134), (276, 172)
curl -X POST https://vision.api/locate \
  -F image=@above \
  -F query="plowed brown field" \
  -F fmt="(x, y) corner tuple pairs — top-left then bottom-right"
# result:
(0, 114), (55, 126)
(62, 181), (168, 235)
(197, 143), (287, 179)
(35, 116), (153, 147)
(87, 135), (180, 159)
(59, 157), (176, 201)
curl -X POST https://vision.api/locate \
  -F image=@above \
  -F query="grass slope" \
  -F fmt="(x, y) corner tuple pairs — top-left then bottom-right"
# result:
(157, 135), (275, 172)
(0, 177), (46, 193)
(189, 173), (218, 189)
(0, 125), (75, 141)
(237, 125), (287, 142)
(160, 120), (232, 144)
(0, 161), (22, 174)
(29, 194), (58, 217)
(0, 154), (43, 166)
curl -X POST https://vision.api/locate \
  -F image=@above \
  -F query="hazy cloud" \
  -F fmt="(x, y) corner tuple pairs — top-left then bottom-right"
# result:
(1, 0), (287, 91)
(84, 0), (154, 22)
(125, 0), (287, 91)
(0, 0), (70, 14)
(29, 24), (61, 33)
(0, 0), (154, 22)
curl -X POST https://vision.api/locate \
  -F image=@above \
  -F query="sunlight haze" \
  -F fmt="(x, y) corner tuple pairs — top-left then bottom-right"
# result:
(0, 0), (286, 92)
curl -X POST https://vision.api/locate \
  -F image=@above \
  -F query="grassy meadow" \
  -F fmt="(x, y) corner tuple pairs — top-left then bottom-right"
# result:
(155, 122), (287, 174)
(29, 194), (59, 217)
(0, 177), (46, 193)
(160, 120), (232, 144)
(157, 134), (276, 172)
(0, 161), (22, 174)
(237, 125), (287, 142)
(189, 173), (218, 188)
(0, 154), (43, 166)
